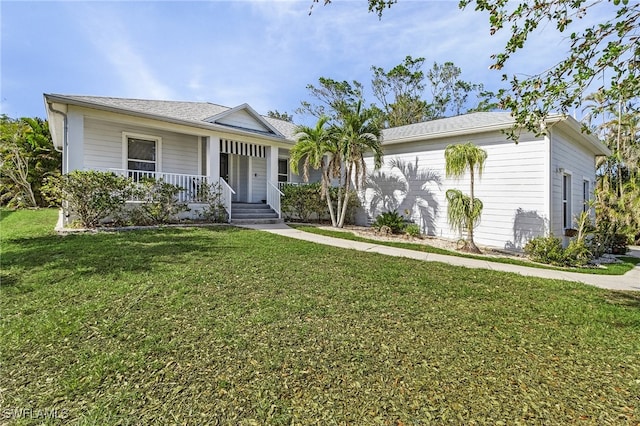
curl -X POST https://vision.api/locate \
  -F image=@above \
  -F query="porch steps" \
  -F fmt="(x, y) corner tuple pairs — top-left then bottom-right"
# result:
(230, 203), (283, 224)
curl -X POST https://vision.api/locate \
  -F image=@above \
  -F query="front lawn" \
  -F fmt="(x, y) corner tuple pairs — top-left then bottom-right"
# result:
(1, 209), (639, 424)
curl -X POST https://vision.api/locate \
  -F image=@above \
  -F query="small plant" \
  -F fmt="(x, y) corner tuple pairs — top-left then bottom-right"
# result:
(524, 235), (566, 266)
(196, 181), (228, 223)
(524, 235), (594, 267)
(404, 223), (422, 238)
(372, 211), (406, 234)
(130, 178), (188, 225)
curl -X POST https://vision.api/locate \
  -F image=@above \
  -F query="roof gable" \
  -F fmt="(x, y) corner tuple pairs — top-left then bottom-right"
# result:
(204, 103), (284, 137)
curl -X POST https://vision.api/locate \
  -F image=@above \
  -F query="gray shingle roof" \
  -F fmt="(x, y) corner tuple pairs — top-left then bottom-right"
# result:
(48, 95), (298, 140)
(381, 112), (515, 142)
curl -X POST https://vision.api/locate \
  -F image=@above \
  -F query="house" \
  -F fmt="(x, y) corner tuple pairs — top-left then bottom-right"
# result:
(45, 94), (610, 249)
(44, 94), (306, 224)
(360, 112), (611, 249)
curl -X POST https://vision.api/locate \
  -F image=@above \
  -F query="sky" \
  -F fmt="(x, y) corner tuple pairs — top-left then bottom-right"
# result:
(0, 0), (613, 123)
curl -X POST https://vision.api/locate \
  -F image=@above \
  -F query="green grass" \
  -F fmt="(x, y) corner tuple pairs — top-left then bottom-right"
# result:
(2, 209), (640, 424)
(291, 224), (640, 275)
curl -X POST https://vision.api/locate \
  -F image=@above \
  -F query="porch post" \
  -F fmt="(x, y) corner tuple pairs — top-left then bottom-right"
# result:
(207, 136), (220, 179)
(266, 146), (278, 185)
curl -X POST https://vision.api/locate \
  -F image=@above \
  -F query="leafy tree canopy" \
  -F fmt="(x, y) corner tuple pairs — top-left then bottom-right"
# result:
(266, 110), (293, 122)
(317, 0), (639, 140)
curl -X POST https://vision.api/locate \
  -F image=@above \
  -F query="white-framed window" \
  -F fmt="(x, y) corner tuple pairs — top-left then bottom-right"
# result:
(562, 173), (572, 228)
(122, 132), (162, 173)
(278, 158), (288, 183)
(582, 179), (590, 213)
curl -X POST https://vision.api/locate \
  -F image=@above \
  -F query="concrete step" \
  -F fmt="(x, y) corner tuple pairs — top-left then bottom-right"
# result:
(231, 218), (284, 225)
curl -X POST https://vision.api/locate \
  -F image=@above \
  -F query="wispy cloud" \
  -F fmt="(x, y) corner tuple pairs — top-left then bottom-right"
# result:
(72, 3), (175, 100)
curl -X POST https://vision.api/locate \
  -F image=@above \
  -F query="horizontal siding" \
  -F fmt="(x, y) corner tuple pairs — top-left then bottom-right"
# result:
(84, 118), (199, 175)
(550, 128), (597, 237)
(361, 132), (548, 249)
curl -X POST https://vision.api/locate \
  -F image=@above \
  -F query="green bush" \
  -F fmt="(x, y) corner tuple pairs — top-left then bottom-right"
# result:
(54, 170), (133, 228)
(130, 178), (189, 225)
(372, 211), (407, 234)
(281, 183), (360, 224)
(405, 223), (422, 238)
(524, 235), (593, 267)
(281, 183), (325, 222)
(524, 236), (566, 266)
(196, 181), (228, 223)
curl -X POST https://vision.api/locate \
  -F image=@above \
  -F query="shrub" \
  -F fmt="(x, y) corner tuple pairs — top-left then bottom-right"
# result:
(281, 183), (360, 224)
(130, 178), (188, 225)
(564, 239), (592, 267)
(405, 223), (422, 238)
(524, 235), (566, 266)
(196, 181), (228, 223)
(281, 183), (325, 222)
(372, 211), (406, 234)
(54, 170), (132, 228)
(525, 235), (594, 267)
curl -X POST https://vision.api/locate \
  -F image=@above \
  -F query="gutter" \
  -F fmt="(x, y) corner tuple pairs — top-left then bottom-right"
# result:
(46, 101), (67, 153)
(44, 94), (293, 144)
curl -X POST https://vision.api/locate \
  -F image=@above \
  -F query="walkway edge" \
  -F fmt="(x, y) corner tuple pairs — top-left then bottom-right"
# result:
(240, 223), (640, 292)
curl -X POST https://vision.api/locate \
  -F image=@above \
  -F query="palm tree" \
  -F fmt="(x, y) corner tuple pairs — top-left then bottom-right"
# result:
(290, 115), (340, 226)
(444, 142), (487, 253)
(333, 101), (383, 227)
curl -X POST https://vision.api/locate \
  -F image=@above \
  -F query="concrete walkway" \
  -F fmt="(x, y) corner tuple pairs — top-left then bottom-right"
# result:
(240, 223), (640, 292)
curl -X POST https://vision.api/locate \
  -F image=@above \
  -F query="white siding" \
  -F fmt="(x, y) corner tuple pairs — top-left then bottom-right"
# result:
(362, 132), (549, 249)
(549, 127), (597, 239)
(217, 110), (269, 132)
(84, 118), (199, 174)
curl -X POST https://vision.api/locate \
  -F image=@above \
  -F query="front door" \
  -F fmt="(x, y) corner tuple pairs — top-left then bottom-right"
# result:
(220, 153), (229, 183)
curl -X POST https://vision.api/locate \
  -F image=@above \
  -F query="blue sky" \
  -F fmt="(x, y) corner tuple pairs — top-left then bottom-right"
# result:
(1, 0), (610, 123)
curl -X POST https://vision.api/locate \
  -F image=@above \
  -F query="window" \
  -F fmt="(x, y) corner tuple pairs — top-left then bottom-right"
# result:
(128, 137), (156, 171)
(122, 132), (161, 177)
(562, 173), (572, 228)
(582, 180), (590, 213)
(278, 159), (288, 183)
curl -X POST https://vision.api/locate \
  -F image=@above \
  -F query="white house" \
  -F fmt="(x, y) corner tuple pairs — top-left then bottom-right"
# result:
(44, 94), (305, 223)
(44, 94), (610, 249)
(361, 113), (611, 249)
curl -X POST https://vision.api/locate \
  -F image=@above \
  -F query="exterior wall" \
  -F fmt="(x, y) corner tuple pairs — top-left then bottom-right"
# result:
(549, 126), (597, 241)
(84, 117), (199, 175)
(217, 110), (268, 132)
(361, 131), (549, 249)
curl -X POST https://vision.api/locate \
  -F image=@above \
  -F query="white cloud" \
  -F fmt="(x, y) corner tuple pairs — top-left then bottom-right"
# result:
(72, 3), (176, 100)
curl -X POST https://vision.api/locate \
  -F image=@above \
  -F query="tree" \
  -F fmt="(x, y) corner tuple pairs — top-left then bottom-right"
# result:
(317, 1), (639, 140)
(426, 61), (485, 119)
(0, 115), (61, 208)
(295, 77), (366, 121)
(444, 142), (487, 253)
(266, 110), (293, 122)
(371, 55), (428, 127)
(290, 116), (341, 226)
(332, 101), (384, 227)
(290, 103), (384, 228)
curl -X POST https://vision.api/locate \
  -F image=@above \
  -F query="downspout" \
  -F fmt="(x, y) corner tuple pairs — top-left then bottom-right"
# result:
(47, 102), (68, 172)
(47, 102), (69, 227)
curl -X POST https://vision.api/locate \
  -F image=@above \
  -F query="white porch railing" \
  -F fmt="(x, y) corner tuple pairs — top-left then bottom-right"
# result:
(105, 169), (211, 203)
(219, 177), (236, 223)
(267, 181), (284, 219)
(278, 181), (304, 190)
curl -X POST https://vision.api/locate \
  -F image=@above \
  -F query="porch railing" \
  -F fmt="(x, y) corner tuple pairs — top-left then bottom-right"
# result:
(267, 181), (284, 219)
(105, 169), (211, 203)
(219, 177), (236, 223)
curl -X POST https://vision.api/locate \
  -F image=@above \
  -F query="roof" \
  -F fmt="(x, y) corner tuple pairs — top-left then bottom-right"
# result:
(44, 94), (298, 140)
(381, 111), (610, 156)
